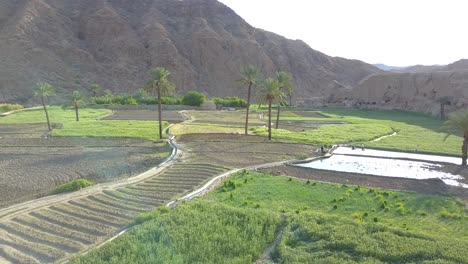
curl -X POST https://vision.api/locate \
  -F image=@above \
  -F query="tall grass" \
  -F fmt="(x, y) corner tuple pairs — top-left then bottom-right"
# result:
(73, 202), (281, 264)
(73, 172), (467, 263)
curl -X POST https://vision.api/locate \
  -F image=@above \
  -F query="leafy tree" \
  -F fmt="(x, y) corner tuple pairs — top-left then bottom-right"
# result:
(68, 91), (85, 121)
(89, 84), (104, 97)
(442, 108), (468, 165)
(437, 96), (453, 120)
(239, 66), (261, 135)
(146, 67), (175, 139)
(35, 82), (56, 130)
(257, 78), (284, 140)
(275, 71), (294, 129)
(182, 91), (206, 106)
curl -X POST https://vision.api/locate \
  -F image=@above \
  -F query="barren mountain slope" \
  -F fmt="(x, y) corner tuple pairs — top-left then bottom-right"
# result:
(0, 0), (381, 102)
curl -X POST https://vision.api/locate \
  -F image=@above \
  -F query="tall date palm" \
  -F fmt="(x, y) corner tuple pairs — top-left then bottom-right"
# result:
(275, 71), (294, 129)
(257, 78), (284, 140)
(239, 66), (260, 135)
(442, 108), (468, 166)
(146, 67), (175, 139)
(69, 91), (85, 122)
(35, 82), (56, 130)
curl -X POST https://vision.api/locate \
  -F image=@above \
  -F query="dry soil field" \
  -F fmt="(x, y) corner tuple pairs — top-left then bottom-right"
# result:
(0, 124), (170, 208)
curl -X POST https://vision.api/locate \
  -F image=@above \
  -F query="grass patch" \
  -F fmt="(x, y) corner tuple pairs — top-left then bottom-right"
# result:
(50, 179), (94, 195)
(250, 108), (463, 156)
(252, 123), (393, 145)
(72, 203), (281, 264)
(73, 172), (467, 263)
(0, 107), (169, 139)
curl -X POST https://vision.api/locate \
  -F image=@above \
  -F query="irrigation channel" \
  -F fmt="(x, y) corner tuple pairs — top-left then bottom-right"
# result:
(295, 147), (468, 188)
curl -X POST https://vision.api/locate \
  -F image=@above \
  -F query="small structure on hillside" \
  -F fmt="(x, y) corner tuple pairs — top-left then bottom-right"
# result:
(201, 101), (216, 110)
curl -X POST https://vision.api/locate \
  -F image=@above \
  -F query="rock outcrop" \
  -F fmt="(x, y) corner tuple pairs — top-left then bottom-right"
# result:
(0, 0), (382, 103)
(348, 70), (468, 116)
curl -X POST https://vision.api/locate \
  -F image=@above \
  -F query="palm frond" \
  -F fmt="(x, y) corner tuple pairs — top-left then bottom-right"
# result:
(441, 108), (468, 140)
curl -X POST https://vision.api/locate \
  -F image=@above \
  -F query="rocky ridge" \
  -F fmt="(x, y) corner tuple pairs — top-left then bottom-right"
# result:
(0, 0), (381, 103)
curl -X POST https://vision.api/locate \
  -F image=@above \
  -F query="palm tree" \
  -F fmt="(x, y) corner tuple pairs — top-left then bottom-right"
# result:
(257, 78), (285, 140)
(275, 71), (294, 129)
(146, 67), (175, 139)
(69, 91), (85, 122)
(35, 82), (56, 130)
(239, 66), (260, 135)
(442, 108), (468, 166)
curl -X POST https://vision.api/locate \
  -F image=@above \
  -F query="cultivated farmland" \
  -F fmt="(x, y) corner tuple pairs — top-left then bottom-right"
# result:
(0, 161), (229, 263)
(0, 135), (170, 208)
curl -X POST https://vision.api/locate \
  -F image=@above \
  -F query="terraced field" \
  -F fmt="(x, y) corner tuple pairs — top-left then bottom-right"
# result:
(0, 162), (228, 263)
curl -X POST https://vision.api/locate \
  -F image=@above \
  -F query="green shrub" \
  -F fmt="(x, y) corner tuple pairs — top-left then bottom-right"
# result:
(50, 179), (94, 195)
(124, 96), (138, 105)
(182, 91), (206, 106)
(0, 103), (23, 113)
(213, 96), (247, 107)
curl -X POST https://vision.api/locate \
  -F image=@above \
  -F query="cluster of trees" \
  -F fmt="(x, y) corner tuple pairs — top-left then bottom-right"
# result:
(32, 65), (468, 166)
(35, 83), (85, 130)
(239, 66), (294, 140)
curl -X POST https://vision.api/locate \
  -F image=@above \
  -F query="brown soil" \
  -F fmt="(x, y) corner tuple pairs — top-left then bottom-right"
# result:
(259, 165), (468, 201)
(0, 124), (48, 138)
(178, 136), (318, 168)
(0, 137), (170, 209)
(177, 133), (268, 142)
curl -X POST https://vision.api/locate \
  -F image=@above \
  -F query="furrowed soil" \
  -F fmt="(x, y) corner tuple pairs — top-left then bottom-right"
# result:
(177, 134), (317, 168)
(0, 130), (170, 208)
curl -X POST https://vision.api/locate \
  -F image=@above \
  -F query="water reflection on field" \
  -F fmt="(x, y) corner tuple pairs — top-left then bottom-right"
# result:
(296, 147), (467, 188)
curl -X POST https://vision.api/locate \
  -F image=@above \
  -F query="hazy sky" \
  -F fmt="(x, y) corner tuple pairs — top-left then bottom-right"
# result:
(218, 0), (468, 67)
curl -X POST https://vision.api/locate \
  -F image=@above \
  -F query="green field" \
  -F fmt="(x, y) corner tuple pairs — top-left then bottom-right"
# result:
(0, 107), (169, 139)
(73, 172), (467, 264)
(250, 108), (463, 156)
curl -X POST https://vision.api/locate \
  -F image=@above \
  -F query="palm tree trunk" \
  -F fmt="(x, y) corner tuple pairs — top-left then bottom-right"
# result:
(268, 100), (272, 140)
(42, 96), (51, 130)
(245, 82), (252, 135)
(157, 87), (163, 139)
(75, 103), (79, 122)
(275, 104), (280, 129)
(463, 135), (468, 166)
(440, 103), (445, 120)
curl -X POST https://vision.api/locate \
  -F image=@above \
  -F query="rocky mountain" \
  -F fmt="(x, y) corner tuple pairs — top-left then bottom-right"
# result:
(345, 60), (468, 116)
(373, 64), (407, 71)
(0, 0), (382, 103)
